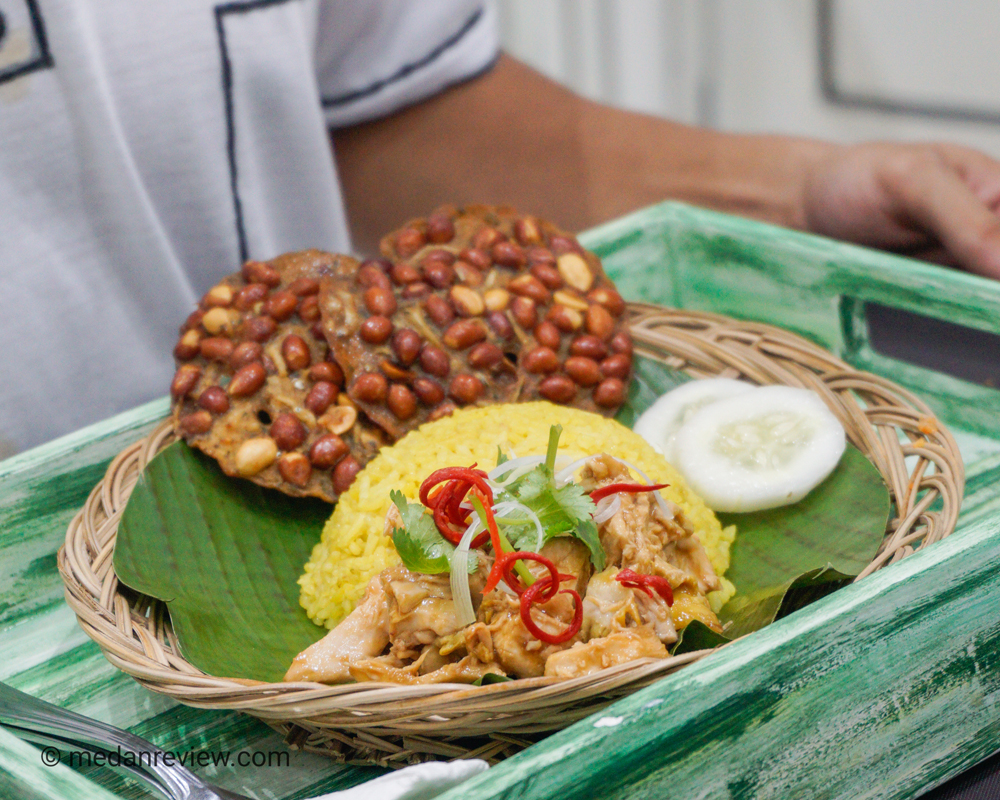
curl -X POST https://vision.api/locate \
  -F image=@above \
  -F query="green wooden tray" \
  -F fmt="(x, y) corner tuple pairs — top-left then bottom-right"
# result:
(4, 201), (1000, 800)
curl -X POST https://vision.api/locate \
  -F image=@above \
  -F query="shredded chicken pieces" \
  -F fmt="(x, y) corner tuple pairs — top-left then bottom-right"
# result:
(286, 455), (724, 684)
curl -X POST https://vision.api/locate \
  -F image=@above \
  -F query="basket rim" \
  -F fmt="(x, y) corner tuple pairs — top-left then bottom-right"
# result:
(57, 302), (965, 759)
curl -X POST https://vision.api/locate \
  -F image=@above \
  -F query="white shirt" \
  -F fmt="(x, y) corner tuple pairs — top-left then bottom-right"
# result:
(0, 0), (498, 451)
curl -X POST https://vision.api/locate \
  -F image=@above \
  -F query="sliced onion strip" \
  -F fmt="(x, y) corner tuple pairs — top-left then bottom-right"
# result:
(592, 494), (621, 525)
(449, 518), (481, 628)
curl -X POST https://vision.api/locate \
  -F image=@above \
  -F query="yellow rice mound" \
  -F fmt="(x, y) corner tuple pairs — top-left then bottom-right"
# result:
(299, 402), (737, 628)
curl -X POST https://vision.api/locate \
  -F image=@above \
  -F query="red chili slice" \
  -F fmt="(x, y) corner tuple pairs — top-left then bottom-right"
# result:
(590, 482), (669, 504)
(614, 568), (674, 605)
(420, 466), (493, 547)
(520, 576), (583, 645)
(490, 550), (569, 601)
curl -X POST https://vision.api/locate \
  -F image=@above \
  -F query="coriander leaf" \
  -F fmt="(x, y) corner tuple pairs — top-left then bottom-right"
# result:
(497, 467), (602, 569)
(496, 447), (509, 468)
(574, 518), (605, 573)
(389, 490), (472, 575)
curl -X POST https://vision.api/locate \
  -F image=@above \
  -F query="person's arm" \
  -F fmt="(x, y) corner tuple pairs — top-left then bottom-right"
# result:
(333, 54), (1000, 278)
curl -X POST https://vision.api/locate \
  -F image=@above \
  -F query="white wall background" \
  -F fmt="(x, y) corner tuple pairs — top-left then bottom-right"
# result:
(496, 0), (1000, 158)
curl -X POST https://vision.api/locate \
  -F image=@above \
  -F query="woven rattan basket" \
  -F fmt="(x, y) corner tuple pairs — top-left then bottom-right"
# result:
(59, 304), (964, 767)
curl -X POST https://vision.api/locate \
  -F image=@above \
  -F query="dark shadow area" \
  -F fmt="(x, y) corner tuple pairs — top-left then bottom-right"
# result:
(866, 302), (1000, 388)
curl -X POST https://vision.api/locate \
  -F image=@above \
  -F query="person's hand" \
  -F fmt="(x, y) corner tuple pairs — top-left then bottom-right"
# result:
(802, 141), (1000, 279)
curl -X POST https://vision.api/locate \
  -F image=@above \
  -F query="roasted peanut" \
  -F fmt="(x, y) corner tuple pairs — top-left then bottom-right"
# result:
(534, 321), (561, 350)
(483, 289), (510, 311)
(531, 264), (563, 290)
(360, 315), (393, 344)
(609, 330), (634, 356)
(297, 295), (320, 322)
(351, 371), (388, 403)
(450, 286), (484, 317)
(277, 453), (312, 487)
(556, 253), (593, 292)
(309, 434), (349, 468)
(419, 344), (451, 377)
(401, 281), (431, 300)
(413, 377), (446, 406)
(473, 227), (503, 251)
(585, 304), (615, 340)
(240, 315), (276, 342)
(394, 228), (425, 258)
(202, 307), (238, 335)
(242, 260), (281, 287)
(449, 374), (485, 404)
(459, 247), (491, 270)
(309, 361), (344, 386)
(202, 284), (234, 308)
(391, 328), (423, 366)
(429, 401), (457, 421)
(553, 290), (589, 311)
(442, 319), (487, 350)
(235, 437), (278, 476)
(228, 362), (266, 397)
(281, 334), (311, 371)
(183, 309), (204, 332)
(286, 277), (320, 296)
(426, 212), (456, 243)
(423, 260), (455, 289)
(332, 456), (361, 493)
(178, 410), (213, 436)
(486, 311), (515, 340)
(364, 286), (397, 317)
(491, 241), (526, 268)
(514, 217), (543, 245)
(510, 296), (537, 329)
(563, 356), (602, 386)
(270, 412), (307, 451)
(174, 329), (201, 360)
(388, 384), (418, 420)
(171, 364), (201, 398)
(305, 381), (337, 415)
(526, 247), (556, 267)
(234, 283), (269, 311)
(467, 342), (503, 369)
(549, 234), (582, 255)
(319, 405), (357, 434)
(587, 286), (626, 317)
(198, 386), (230, 414)
(569, 335), (608, 360)
(546, 304), (584, 333)
(508, 274), (551, 304)
(262, 354), (278, 374)
(539, 374), (577, 404)
(229, 341), (263, 370)
(358, 262), (392, 290)
(262, 290), (297, 322)
(423, 248), (456, 267)
(522, 346), (559, 374)
(454, 261), (484, 287)
(424, 294), (455, 327)
(390, 262), (421, 285)
(199, 337), (234, 362)
(593, 378), (626, 408)
(600, 354), (632, 380)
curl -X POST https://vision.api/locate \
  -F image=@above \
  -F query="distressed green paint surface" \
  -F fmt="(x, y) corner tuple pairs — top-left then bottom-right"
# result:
(5, 202), (1000, 799)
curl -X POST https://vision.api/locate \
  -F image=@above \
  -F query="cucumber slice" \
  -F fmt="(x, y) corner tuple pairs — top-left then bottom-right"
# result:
(673, 385), (846, 512)
(633, 378), (756, 463)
